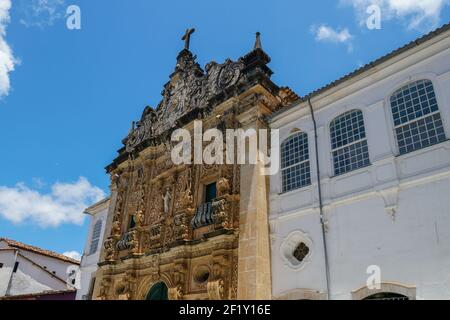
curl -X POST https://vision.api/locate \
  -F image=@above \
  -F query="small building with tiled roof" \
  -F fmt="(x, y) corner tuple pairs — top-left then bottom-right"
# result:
(0, 238), (79, 299)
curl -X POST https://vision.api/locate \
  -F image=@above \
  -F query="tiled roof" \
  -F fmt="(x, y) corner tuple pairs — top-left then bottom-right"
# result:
(0, 238), (80, 265)
(0, 289), (76, 300)
(272, 22), (450, 119)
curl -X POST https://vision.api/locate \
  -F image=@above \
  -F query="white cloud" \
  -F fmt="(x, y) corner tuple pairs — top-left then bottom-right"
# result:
(313, 25), (354, 43)
(341, 0), (450, 30)
(63, 251), (81, 261)
(0, 177), (105, 227)
(0, 0), (16, 99)
(311, 24), (354, 52)
(19, 0), (66, 28)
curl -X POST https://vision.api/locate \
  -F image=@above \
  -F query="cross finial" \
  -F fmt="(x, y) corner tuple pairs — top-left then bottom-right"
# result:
(254, 32), (262, 50)
(182, 28), (196, 50)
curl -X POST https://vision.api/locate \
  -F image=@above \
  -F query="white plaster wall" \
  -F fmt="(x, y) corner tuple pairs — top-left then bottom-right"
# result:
(0, 247), (73, 296)
(20, 250), (77, 281)
(326, 178), (450, 300)
(76, 202), (109, 300)
(0, 250), (16, 295)
(270, 33), (450, 299)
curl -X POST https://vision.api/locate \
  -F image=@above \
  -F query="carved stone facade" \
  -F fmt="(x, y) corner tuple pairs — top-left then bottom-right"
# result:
(93, 32), (294, 300)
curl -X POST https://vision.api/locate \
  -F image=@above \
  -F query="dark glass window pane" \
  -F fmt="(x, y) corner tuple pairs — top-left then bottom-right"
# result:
(205, 182), (217, 203)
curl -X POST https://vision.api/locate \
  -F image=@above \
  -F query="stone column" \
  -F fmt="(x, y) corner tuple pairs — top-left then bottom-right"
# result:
(236, 106), (272, 300)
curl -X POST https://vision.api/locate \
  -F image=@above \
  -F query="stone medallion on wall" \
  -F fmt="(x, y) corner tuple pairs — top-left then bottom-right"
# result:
(280, 231), (313, 270)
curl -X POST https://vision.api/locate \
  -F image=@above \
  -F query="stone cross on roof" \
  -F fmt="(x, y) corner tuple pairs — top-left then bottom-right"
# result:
(182, 28), (196, 50)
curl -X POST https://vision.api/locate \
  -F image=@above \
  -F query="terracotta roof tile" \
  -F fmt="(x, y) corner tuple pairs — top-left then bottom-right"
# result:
(0, 238), (80, 265)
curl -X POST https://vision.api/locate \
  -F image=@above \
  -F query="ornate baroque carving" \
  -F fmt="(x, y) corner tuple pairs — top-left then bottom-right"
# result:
(98, 277), (111, 300)
(207, 280), (224, 300)
(125, 52), (245, 153)
(104, 238), (117, 262)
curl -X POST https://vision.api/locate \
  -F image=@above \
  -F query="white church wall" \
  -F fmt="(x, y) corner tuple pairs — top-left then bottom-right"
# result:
(76, 198), (109, 300)
(270, 32), (450, 299)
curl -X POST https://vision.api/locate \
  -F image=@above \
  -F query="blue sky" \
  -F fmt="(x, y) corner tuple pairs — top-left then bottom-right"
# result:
(0, 0), (449, 259)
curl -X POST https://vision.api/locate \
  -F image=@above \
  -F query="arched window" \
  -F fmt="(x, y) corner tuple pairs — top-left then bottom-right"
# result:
(281, 131), (311, 193)
(390, 79), (446, 155)
(330, 110), (370, 176)
(88, 220), (102, 255)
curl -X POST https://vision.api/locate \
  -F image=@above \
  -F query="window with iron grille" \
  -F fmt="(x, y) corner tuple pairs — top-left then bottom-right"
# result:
(89, 220), (102, 255)
(391, 79), (446, 155)
(330, 110), (370, 176)
(281, 131), (311, 193)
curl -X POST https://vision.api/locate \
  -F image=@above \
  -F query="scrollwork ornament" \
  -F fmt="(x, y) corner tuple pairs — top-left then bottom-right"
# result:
(207, 279), (224, 300)
(168, 285), (184, 300)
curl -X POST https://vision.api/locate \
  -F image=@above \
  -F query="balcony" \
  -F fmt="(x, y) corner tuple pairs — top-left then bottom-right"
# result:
(191, 202), (214, 229)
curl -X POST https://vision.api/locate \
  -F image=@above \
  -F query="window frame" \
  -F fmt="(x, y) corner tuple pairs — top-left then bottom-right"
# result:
(388, 79), (447, 156)
(329, 109), (371, 177)
(88, 220), (103, 256)
(280, 130), (312, 194)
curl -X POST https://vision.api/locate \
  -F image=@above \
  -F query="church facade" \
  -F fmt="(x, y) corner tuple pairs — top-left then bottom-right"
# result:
(92, 24), (450, 300)
(92, 31), (297, 300)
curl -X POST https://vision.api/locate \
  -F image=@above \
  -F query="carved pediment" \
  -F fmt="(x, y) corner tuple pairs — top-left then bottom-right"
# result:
(125, 51), (248, 153)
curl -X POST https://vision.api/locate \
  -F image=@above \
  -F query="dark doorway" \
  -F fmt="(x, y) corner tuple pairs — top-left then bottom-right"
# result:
(146, 282), (169, 300)
(364, 292), (409, 300)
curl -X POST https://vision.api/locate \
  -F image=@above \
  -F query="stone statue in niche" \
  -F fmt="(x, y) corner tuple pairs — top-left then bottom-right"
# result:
(112, 220), (121, 238)
(136, 208), (145, 227)
(162, 187), (172, 215)
(104, 239), (116, 262)
(175, 169), (194, 212)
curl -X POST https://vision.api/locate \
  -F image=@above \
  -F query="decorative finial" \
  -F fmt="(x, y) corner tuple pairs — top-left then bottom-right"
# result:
(254, 32), (262, 50)
(182, 28), (196, 50)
